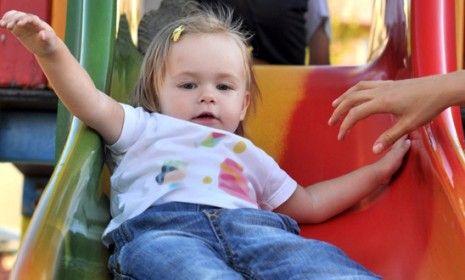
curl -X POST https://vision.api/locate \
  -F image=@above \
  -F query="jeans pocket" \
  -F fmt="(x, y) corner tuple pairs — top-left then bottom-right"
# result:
(276, 213), (300, 235)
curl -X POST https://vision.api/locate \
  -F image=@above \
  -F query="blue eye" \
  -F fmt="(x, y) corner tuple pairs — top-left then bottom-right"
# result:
(179, 83), (197, 90)
(217, 84), (232, 91)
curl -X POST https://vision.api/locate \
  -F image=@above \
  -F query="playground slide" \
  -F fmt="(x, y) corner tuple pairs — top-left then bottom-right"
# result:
(11, 0), (465, 279)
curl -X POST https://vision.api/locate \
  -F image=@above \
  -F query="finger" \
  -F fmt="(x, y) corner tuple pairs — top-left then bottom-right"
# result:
(37, 29), (47, 42)
(329, 90), (373, 126)
(332, 80), (390, 107)
(328, 101), (348, 126)
(1, 10), (20, 22)
(17, 14), (36, 26)
(3, 12), (43, 33)
(389, 134), (409, 150)
(332, 86), (358, 108)
(337, 99), (383, 140)
(373, 123), (409, 154)
(329, 97), (352, 125)
(396, 134), (408, 143)
(3, 11), (26, 29)
(384, 137), (411, 163)
(16, 14), (43, 32)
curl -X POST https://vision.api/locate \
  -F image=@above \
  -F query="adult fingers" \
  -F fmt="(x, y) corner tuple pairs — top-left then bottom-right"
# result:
(329, 90), (374, 126)
(332, 80), (391, 107)
(337, 99), (383, 140)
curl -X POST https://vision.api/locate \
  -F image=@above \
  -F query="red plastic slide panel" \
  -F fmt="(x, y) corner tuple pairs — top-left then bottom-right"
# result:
(0, 0), (50, 88)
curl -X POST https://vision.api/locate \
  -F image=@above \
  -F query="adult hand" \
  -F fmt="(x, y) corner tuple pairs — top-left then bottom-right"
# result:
(328, 76), (450, 154)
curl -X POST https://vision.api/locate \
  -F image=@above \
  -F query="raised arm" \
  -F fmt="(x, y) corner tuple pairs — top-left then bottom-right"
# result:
(0, 10), (123, 144)
(275, 137), (410, 223)
(328, 71), (465, 154)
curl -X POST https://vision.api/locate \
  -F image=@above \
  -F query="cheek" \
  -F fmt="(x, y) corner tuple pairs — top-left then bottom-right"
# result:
(157, 96), (169, 114)
(161, 96), (191, 117)
(158, 95), (176, 115)
(227, 98), (248, 121)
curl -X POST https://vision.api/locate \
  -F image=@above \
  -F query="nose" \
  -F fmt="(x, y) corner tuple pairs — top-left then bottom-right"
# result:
(199, 87), (216, 104)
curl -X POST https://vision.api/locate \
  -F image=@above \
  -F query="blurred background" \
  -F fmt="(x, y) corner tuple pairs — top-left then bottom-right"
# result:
(0, 165), (21, 235)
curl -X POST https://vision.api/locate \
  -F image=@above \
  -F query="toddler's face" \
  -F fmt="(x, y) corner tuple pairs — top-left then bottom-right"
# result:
(158, 33), (250, 133)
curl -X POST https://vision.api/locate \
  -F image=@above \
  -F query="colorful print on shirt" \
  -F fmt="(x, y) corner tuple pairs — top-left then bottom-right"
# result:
(156, 160), (187, 189)
(200, 132), (226, 147)
(218, 158), (254, 203)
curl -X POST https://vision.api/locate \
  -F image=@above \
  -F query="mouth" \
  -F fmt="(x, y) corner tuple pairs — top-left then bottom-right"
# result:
(192, 112), (219, 125)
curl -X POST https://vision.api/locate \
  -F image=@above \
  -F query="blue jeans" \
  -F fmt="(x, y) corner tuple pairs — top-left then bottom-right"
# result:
(108, 202), (381, 280)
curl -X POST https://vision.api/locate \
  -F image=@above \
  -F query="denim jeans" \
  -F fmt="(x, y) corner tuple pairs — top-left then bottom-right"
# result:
(108, 202), (380, 280)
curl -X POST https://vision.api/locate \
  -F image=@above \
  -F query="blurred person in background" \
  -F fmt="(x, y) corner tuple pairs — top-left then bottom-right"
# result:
(139, 0), (331, 65)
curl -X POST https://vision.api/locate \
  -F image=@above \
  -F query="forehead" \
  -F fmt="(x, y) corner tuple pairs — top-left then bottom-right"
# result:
(165, 33), (248, 78)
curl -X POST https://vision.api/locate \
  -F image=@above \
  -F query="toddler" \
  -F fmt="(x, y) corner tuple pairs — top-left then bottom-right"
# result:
(1, 7), (410, 280)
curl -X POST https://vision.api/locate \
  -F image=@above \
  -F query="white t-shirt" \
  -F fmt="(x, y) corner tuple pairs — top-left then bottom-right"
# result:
(102, 104), (297, 245)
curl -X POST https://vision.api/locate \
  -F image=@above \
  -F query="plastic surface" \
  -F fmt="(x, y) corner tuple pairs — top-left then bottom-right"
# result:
(12, 0), (465, 279)
(12, 0), (115, 279)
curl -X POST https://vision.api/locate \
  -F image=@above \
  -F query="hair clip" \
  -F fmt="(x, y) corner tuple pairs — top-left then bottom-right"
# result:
(172, 25), (185, 42)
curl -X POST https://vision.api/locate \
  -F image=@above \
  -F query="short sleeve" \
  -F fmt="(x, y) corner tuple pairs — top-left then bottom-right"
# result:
(253, 148), (297, 210)
(106, 104), (152, 169)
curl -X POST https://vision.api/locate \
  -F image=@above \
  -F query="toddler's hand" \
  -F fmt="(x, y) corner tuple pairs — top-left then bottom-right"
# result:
(374, 136), (411, 185)
(0, 10), (58, 57)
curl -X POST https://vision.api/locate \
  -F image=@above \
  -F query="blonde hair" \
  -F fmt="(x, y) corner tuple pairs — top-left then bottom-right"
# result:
(131, 6), (259, 135)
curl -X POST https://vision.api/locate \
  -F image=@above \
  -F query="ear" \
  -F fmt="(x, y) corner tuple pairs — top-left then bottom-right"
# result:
(240, 91), (251, 120)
